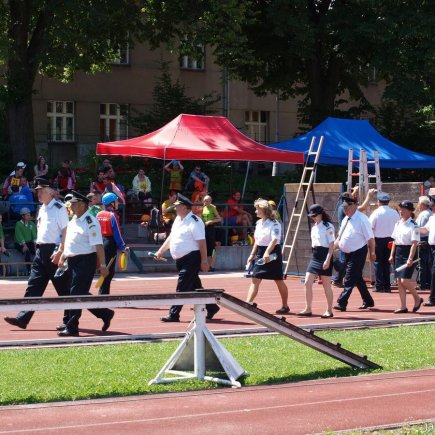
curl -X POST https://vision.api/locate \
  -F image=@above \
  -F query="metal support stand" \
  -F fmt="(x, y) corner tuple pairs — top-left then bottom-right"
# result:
(149, 304), (247, 388)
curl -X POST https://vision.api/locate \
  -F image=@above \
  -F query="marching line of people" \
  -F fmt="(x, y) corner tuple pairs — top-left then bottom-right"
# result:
(3, 186), (434, 335)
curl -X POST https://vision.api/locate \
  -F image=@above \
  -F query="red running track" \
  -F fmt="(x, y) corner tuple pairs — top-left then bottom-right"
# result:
(0, 272), (434, 342)
(0, 369), (434, 434)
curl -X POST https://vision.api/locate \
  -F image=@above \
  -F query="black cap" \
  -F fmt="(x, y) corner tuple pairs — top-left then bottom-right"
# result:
(398, 200), (414, 211)
(34, 177), (51, 190)
(173, 193), (192, 207)
(341, 193), (356, 206)
(68, 190), (89, 204)
(307, 204), (324, 217)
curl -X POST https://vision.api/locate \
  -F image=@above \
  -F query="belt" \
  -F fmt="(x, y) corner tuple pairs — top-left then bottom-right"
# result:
(36, 243), (56, 248)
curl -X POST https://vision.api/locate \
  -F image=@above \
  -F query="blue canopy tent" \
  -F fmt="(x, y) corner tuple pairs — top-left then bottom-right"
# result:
(269, 117), (435, 168)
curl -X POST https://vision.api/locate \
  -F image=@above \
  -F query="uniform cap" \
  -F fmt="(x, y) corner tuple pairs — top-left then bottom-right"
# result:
(102, 192), (119, 206)
(341, 193), (356, 206)
(34, 176), (51, 189)
(398, 200), (414, 211)
(307, 204), (324, 217)
(173, 193), (192, 207)
(377, 192), (391, 203)
(16, 162), (26, 169)
(418, 196), (430, 205)
(20, 207), (31, 215)
(68, 190), (89, 203)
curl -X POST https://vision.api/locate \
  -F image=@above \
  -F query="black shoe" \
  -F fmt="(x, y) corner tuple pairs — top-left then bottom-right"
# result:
(102, 310), (114, 331)
(359, 302), (375, 309)
(332, 281), (344, 288)
(276, 306), (290, 314)
(56, 324), (66, 331)
(423, 301), (435, 307)
(206, 305), (220, 320)
(57, 329), (79, 337)
(160, 315), (180, 322)
(412, 298), (424, 313)
(4, 317), (27, 329)
(333, 304), (346, 312)
(394, 308), (408, 314)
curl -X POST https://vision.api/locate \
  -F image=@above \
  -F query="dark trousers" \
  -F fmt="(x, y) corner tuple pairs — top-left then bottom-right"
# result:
(17, 244), (69, 325)
(332, 248), (346, 283)
(168, 250), (219, 319)
(337, 245), (374, 308)
(374, 237), (392, 290)
(64, 253), (113, 333)
(428, 246), (435, 304)
(99, 236), (117, 295)
(417, 241), (432, 289)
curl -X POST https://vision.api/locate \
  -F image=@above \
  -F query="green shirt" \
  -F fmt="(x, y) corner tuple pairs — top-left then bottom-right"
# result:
(14, 220), (37, 245)
(202, 204), (218, 223)
(88, 205), (102, 218)
(0, 224), (4, 240)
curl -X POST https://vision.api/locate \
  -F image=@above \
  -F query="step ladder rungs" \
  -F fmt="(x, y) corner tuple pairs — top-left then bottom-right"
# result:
(292, 213), (302, 217)
(283, 245), (293, 249)
(351, 173), (360, 176)
(304, 166), (314, 170)
(301, 182), (310, 186)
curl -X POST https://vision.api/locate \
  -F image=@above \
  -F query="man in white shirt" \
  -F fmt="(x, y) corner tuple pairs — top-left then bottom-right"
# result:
(4, 177), (70, 330)
(333, 193), (376, 311)
(155, 193), (219, 322)
(57, 191), (113, 337)
(369, 192), (399, 292)
(415, 196), (432, 290)
(421, 195), (435, 307)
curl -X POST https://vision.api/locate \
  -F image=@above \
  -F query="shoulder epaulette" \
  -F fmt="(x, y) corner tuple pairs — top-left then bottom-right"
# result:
(191, 214), (198, 221)
(54, 202), (62, 209)
(410, 219), (417, 225)
(85, 215), (93, 225)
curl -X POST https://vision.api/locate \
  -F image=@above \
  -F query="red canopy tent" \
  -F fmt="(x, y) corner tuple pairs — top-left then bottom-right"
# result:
(96, 114), (304, 164)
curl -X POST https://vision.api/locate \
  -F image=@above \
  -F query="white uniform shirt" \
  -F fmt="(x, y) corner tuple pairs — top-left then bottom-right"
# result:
(169, 211), (205, 260)
(369, 205), (400, 238)
(391, 218), (420, 245)
(311, 221), (335, 248)
(416, 209), (431, 240)
(254, 219), (281, 247)
(423, 215), (435, 245)
(338, 210), (374, 253)
(36, 198), (69, 244)
(63, 211), (103, 257)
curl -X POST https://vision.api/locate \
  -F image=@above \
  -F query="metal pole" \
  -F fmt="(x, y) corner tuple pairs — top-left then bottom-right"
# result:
(272, 91), (280, 176)
(241, 162), (250, 200)
(194, 304), (206, 380)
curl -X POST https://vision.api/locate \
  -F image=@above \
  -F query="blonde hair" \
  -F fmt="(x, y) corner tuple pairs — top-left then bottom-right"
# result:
(254, 198), (276, 220)
(203, 195), (212, 202)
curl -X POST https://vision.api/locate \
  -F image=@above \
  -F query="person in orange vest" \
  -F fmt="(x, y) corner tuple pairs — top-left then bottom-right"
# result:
(96, 192), (127, 295)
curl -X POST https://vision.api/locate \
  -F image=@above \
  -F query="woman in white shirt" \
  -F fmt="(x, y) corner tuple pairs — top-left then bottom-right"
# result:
(389, 200), (424, 314)
(246, 199), (289, 314)
(298, 204), (335, 318)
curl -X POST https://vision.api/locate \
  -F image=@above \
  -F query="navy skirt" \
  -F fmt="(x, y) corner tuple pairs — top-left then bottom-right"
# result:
(252, 245), (284, 280)
(307, 246), (333, 276)
(395, 245), (416, 279)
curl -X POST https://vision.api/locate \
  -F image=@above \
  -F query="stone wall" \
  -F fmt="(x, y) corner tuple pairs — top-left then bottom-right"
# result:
(283, 181), (423, 276)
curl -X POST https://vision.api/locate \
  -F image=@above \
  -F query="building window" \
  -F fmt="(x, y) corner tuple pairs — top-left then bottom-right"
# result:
(112, 43), (130, 65)
(180, 45), (205, 70)
(99, 103), (128, 142)
(245, 111), (269, 143)
(47, 101), (74, 142)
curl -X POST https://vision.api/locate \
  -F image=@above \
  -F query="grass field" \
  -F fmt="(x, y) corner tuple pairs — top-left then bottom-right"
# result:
(0, 324), (434, 405)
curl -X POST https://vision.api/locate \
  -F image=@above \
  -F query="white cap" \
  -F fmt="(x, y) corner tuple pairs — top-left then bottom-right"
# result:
(16, 162), (26, 169)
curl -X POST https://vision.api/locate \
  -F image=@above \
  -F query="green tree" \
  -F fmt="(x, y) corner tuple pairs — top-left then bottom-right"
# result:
(0, 0), (251, 163)
(0, 0), (146, 162)
(129, 62), (219, 134)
